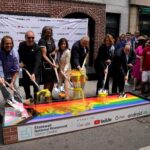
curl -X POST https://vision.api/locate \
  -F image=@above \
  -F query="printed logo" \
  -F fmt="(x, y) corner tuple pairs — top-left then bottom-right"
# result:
(94, 120), (101, 125)
(128, 111), (143, 118)
(94, 118), (112, 125)
(115, 115), (125, 121)
(0, 31), (9, 34)
(143, 111), (148, 115)
(20, 127), (32, 139)
(77, 122), (91, 128)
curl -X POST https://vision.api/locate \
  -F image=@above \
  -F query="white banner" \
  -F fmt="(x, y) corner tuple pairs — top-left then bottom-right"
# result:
(0, 14), (88, 50)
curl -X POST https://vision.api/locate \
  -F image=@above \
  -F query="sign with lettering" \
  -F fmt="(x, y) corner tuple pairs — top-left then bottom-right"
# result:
(0, 14), (88, 50)
(18, 104), (150, 141)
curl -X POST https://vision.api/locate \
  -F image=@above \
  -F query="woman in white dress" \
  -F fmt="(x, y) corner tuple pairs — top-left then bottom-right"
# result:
(56, 38), (71, 100)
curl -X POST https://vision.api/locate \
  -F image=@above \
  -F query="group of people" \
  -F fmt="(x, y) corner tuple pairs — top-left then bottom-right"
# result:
(95, 31), (150, 97)
(0, 26), (89, 103)
(0, 27), (150, 105)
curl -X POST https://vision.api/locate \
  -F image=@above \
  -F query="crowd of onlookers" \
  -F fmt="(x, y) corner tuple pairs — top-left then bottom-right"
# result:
(0, 28), (150, 106)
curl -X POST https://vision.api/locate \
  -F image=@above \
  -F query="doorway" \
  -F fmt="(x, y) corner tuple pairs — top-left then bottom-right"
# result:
(64, 12), (95, 67)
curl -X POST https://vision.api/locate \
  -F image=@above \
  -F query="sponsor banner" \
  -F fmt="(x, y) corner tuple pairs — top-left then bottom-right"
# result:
(18, 104), (150, 141)
(0, 14), (88, 50)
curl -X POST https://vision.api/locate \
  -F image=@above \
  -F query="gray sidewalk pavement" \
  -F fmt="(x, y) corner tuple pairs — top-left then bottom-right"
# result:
(0, 81), (150, 150)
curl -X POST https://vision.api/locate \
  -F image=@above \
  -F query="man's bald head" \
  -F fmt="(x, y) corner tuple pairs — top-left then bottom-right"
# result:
(25, 31), (34, 38)
(124, 44), (131, 55)
(25, 31), (35, 46)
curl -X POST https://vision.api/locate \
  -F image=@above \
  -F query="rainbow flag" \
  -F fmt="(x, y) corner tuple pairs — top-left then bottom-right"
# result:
(24, 93), (150, 124)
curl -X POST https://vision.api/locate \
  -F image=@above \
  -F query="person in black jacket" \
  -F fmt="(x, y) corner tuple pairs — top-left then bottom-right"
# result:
(71, 36), (89, 70)
(111, 44), (135, 94)
(18, 31), (41, 99)
(94, 34), (115, 95)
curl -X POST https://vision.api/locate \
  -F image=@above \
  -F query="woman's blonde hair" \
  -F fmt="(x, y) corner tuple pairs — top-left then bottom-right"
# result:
(103, 34), (114, 45)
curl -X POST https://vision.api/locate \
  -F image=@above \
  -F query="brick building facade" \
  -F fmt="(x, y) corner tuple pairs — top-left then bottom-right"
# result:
(0, 0), (106, 67)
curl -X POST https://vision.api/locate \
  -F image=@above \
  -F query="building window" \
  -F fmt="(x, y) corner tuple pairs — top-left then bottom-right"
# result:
(106, 13), (120, 39)
(139, 7), (150, 36)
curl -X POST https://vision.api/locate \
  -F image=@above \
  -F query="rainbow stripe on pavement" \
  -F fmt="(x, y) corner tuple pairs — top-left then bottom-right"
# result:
(24, 93), (150, 124)
(3, 93), (150, 126)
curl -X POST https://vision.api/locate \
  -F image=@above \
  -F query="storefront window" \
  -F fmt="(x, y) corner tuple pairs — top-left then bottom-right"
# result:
(139, 7), (150, 36)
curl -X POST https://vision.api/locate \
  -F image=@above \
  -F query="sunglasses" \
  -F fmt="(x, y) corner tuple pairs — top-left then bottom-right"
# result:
(27, 37), (34, 40)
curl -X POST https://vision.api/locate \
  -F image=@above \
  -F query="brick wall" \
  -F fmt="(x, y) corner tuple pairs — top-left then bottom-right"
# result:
(3, 126), (18, 144)
(0, 0), (105, 60)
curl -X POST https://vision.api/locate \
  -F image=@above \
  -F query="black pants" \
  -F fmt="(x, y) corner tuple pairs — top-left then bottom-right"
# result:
(23, 82), (39, 99)
(112, 75), (125, 93)
(22, 71), (40, 99)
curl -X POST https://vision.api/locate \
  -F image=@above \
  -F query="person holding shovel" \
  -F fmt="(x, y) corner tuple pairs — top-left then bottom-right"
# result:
(38, 26), (57, 94)
(71, 36), (89, 90)
(0, 35), (19, 90)
(94, 34), (114, 95)
(71, 36), (89, 71)
(55, 38), (71, 100)
(111, 44), (135, 94)
(18, 31), (41, 99)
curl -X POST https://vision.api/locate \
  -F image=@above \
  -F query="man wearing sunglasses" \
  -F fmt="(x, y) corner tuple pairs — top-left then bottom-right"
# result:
(18, 31), (41, 100)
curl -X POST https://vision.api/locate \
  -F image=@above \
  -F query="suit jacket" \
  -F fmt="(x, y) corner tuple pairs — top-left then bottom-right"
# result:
(94, 44), (113, 75)
(112, 48), (135, 77)
(71, 40), (89, 69)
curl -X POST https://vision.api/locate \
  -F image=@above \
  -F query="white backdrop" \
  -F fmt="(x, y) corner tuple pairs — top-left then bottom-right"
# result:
(0, 14), (88, 50)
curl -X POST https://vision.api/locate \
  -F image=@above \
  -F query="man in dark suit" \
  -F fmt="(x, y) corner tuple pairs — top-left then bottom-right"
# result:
(71, 36), (89, 70)
(111, 44), (135, 93)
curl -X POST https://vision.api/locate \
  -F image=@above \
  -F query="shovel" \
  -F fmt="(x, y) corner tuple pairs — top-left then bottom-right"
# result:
(22, 68), (41, 104)
(63, 73), (74, 88)
(82, 53), (88, 69)
(22, 68), (40, 91)
(0, 80), (29, 118)
(5, 80), (23, 103)
(49, 55), (65, 97)
(99, 64), (109, 94)
(102, 64), (109, 91)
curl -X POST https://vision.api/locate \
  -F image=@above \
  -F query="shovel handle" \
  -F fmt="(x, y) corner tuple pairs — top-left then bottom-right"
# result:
(125, 69), (130, 85)
(5, 80), (16, 91)
(102, 64), (109, 90)
(49, 55), (60, 83)
(81, 53), (88, 69)
(22, 68), (40, 89)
